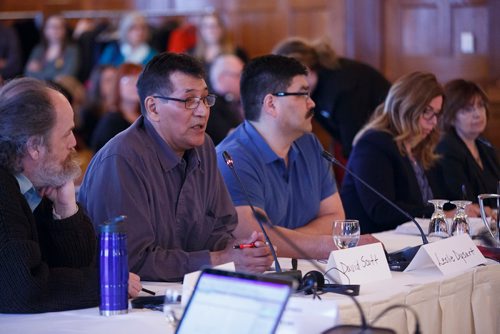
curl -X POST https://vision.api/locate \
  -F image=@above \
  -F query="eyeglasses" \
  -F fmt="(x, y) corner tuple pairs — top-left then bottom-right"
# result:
(272, 91), (310, 100)
(152, 94), (217, 110)
(422, 106), (441, 121)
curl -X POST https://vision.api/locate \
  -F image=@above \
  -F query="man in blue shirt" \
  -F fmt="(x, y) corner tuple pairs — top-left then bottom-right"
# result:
(217, 55), (346, 260)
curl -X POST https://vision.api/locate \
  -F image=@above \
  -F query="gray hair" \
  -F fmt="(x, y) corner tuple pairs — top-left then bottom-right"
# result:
(119, 11), (149, 45)
(0, 78), (56, 174)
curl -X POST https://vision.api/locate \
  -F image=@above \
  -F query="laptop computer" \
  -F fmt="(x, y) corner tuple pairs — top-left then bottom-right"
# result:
(175, 268), (294, 334)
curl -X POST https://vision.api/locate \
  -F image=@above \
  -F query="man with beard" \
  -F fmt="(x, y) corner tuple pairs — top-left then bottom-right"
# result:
(0, 78), (141, 313)
(78, 53), (273, 282)
(216, 55), (350, 260)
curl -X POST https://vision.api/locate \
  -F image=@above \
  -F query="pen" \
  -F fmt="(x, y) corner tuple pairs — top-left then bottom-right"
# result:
(233, 242), (257, 249)
(141, 288), (156, 296)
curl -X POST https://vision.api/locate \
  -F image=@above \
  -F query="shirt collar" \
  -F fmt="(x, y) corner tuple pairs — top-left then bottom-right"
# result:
(243, 121), (299, 165)
(15, 173), (42, 212)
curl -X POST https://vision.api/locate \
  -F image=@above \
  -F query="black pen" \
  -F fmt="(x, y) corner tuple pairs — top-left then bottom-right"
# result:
(141, 287), (156, 296)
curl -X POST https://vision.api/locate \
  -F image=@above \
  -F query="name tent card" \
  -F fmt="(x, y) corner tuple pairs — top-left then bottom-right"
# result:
(326, 243), (392, 284)
(404, 234), (486, 274)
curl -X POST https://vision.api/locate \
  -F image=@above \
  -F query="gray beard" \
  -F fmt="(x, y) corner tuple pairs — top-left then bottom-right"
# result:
(31, 150), (81, 188)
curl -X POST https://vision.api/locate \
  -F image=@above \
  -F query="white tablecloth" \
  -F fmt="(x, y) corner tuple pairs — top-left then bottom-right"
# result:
(1, 234), (499, 334)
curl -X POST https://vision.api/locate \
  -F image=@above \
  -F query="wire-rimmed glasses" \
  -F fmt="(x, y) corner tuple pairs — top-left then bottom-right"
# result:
(152, 94), (217, 109)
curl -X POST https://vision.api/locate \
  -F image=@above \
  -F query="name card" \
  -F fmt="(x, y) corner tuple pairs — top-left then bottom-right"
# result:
(404, 234), (486, 275)
(326, 243), (392, 284)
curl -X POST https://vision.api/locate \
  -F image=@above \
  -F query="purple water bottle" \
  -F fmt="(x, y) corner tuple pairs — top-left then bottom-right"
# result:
(99, 215), (129, 316)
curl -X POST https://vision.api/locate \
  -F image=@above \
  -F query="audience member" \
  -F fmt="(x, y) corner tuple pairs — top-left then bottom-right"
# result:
(24, 15), (80, 81)
(206, 54), (244, 145)
(192, 12), (248, 70)
(434, 79), (500, 214)
(78, 53), (273, 281)
(0, 77), (141, 313)
(0, 22), (23, 81)
(341, 72), (445, 233)
(273, 37), (390, 161)
(91, 63), (142, 152)
(98, 12), (157, 67)
(77, 64), (118, 148)
(217, 55), (377, 259)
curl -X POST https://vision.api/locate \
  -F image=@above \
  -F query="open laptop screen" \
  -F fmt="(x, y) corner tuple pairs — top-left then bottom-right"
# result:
(175, 269), (293, 334)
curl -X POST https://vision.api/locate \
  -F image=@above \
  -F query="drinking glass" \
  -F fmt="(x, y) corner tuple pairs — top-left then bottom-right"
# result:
(333, 220), (360, 249)
(450, 200), (472, 236)
(428, 199), (449, 238)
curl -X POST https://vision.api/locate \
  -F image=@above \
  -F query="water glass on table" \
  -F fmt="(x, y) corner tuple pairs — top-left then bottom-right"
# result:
(333, 220), (360, 249)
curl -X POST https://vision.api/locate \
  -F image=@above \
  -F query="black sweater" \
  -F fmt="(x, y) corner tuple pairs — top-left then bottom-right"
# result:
(0, 168), (99, 313)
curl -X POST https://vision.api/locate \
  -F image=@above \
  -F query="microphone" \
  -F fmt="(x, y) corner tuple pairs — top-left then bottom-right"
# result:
(222, 151), (290, 276)
(321, 150), (428, 271)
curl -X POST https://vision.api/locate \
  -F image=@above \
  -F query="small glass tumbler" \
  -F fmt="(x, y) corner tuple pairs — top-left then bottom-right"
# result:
(450, 200), (472, 236)
(333, 220), (360, 249)
(428, 199), (450, 238)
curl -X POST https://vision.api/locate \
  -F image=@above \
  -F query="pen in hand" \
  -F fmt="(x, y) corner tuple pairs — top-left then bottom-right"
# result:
(233, 242), (257, 249)
(141, 287), (156, 295)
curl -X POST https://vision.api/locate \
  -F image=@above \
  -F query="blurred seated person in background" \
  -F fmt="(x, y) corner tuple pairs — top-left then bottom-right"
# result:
(76, 64), (118, 148)
(25, 15), (80, 81)
(217, 55), (377, 260)
(192, 12), (248, 71)
(341, 72), (446, 233)
(91, 63), (142, 152)
(206, 53), (244, 145)
(98, 12), (157, 67)
(273, 37), (390, 163)
(0, 78), (141, 313)
(434, 79), (499, 215)
(78, 53), (273, 282)
(0, 21), (23, 82)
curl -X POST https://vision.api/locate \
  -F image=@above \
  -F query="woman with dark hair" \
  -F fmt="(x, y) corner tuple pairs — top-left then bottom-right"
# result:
(434, 79), (499, 214)
(24, 15), (80, 81)
(273, 37), (390, 160)
(90, 63), (142, 152)
(340, 72), (446, 233)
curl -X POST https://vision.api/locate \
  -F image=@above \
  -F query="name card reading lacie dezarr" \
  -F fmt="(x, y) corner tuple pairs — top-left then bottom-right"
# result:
(326, 243), (392, 284)
(404, 234), (486, 275)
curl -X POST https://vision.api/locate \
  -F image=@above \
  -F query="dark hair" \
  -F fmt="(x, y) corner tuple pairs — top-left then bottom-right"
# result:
(0, 77), (56, 173)
(272, 37), (339, 71)
(440, 79), (489, 133)
(136, 52), (206, 116)
(41, 14), (71, 51)
(240, 54), (308, 121)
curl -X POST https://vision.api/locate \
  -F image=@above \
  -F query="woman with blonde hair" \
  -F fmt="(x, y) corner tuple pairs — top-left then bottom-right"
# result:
(192, 12), (248, 68)
(340, 72), (445, 233)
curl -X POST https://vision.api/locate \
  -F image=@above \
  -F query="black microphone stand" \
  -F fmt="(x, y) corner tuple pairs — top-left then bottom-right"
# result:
(321, 150), (428, 271)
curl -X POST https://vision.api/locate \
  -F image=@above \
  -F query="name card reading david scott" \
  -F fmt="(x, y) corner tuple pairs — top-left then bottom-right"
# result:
(326, 243), (391, 284)
(404, 234), (486, 275)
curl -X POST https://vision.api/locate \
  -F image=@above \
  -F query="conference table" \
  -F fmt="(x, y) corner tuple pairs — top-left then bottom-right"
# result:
(1, 232), (499, 334)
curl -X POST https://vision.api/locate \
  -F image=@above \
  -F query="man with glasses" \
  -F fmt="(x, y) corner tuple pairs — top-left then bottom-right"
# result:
(216, 55), (356, 260)
(79, 53), (273, 281)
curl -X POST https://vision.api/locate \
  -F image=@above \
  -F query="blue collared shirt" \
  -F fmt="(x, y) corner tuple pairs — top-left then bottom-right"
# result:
(216, 121), (337, 229)
(15, 173), (42, 212)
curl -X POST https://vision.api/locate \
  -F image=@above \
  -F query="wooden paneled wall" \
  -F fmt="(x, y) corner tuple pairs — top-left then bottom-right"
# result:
(1, 0), (499, 149)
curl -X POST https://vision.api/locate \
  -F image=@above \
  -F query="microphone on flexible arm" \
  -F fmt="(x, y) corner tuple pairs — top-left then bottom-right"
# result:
(321, 150), (428, 271)
(222, 151), (297, 279)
